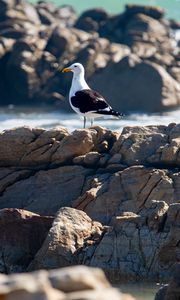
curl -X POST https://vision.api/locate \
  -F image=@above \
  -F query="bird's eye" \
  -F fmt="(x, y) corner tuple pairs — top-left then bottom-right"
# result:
(74, 65), (77, 68)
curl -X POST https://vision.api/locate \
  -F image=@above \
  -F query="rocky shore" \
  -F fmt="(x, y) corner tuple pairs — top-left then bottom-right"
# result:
(0, 0), (180, 112)
(0, 124), (179, 284)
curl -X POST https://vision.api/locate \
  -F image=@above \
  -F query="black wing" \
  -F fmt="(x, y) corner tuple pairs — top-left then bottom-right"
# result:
(71, 89), (110, 113)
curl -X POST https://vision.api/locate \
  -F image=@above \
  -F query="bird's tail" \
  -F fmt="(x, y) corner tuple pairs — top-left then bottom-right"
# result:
(97, 109), (124, 119)
(110, 110), (124, 118)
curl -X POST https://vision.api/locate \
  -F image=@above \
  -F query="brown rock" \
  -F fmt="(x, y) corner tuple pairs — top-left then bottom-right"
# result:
(111, 124), (180, 166)
(0, 208), (53, 273)
(28, 207), (104, 270)
(0, 126), (69, 167)
(0, 165), (91, 215)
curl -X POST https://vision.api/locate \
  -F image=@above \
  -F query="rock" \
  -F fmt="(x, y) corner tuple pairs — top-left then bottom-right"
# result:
(111, 124), (180, 166)
(124, 13), (167, 46)
(0, 208), (53, 273)
(77, 8), (109, 23)
(89, 57), (180, 113)
(0, 266), (134, 300)
(45, 26), (78, 58)
(0, 165), (91, 215)
(75, 8), (109, 33)
(54, 5), (77, 28)
(27, 200), (180, 281)
(164, 263), (180, 300)
(125, 4), (165, 20)
(154, 285), (168, 300)
(0, 126), (69, 167)
(37, 7), (56, 25)
(155, 263), (180, 300)
(73, 166), (177, 223)
(48, 265), (110, 292)
(21, 1), (41, 25)
(28, 207), (104, 270)
(0, 125), (179, 281)
(0, 0), (17, 16)
(0, 269), (65, 299)
(75, 17), (99, 33)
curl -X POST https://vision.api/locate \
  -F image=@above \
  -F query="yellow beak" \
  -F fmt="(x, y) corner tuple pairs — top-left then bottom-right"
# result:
(62, 67), (72, 73)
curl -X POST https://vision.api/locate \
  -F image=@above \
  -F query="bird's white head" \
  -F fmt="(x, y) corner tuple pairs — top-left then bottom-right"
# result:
(62, 63), (84, 76)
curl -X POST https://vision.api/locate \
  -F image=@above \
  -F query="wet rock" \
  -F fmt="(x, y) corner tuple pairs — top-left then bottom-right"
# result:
(0, 208), (53, 273)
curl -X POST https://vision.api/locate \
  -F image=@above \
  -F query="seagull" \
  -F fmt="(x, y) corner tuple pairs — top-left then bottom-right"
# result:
(62, 62), (123, 128)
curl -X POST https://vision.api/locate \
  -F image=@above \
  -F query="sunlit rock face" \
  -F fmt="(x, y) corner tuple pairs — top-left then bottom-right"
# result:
(0, 124), (179, 282)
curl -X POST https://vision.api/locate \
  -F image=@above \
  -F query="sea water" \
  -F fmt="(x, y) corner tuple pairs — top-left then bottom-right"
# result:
(31, 0), (180, 21)
(0, 106), (179, 132)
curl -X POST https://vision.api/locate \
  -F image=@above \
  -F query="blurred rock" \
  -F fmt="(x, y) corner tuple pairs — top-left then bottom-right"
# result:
(125, 4), (165, 20)
(0, 266), (134, 300)
(0, 1), (179, 112)
(89, 57), (180, 112)
(75, 8), (109, 32)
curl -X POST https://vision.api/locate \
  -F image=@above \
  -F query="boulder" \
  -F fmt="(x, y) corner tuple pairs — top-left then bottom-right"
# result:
(123, 13), (167, 46)
(89, 57), (180, 112)
(75, 8), (109, 32)
(0, 266), (135, 300)
(0, 165), (92, 215)
(27, 202), (180, 281)
(0, 208), (53, 273)
(125, 4), (165, 20)
(28, 207), (104, 270)
(45, 26), (78, 58)
(111, 123), (180, 166)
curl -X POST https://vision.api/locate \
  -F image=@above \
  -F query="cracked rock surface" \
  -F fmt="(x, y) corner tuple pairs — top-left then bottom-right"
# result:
(0, 124), (179, 282)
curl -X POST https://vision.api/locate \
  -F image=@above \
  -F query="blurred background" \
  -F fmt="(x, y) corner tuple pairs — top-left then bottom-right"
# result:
(0, 0), (179, 131)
